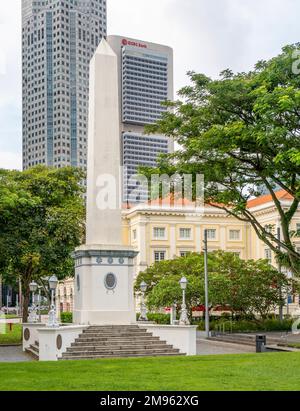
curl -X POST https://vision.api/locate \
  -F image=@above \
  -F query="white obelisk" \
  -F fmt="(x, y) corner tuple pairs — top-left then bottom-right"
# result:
(73, 39), (138, 325)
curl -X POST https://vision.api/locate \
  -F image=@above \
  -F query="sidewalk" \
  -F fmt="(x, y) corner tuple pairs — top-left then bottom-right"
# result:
(0, 346), (32, 362)
(197, 337), (255, 355)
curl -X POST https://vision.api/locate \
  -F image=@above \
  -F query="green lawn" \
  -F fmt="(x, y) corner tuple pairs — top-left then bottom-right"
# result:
(0, 353), (300, 391)
(0, 324), (22, 345)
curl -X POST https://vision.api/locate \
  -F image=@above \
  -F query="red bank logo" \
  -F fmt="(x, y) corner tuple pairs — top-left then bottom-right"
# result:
(122, 39), (147, 49)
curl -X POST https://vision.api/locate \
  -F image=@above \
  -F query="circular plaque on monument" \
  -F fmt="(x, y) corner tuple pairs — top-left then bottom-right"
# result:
(24, 328), (30, 341)
(104, 273), (117, 290)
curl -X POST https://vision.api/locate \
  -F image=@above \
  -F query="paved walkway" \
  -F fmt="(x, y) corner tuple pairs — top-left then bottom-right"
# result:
(0, 346), (32, 362)
(0, 337), (256, 362)
(197, 338), (255, 355)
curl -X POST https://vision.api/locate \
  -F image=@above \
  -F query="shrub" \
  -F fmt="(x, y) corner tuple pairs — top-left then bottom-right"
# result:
(197, 318), (295, 333)
(136, 313), (171, 324)
(148, 313), (171, 324)
(61, 311), (73, 324)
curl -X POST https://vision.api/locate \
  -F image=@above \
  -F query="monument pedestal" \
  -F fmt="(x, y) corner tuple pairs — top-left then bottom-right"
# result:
(73, 245), (138, 325)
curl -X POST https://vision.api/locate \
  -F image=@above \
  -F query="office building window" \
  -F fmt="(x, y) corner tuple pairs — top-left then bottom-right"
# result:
(179, 228), (191, 239)
(154, 251), (165, 262)
(153, 227), (166, 239)
(206, 229), (216, 240)
(132, 229), (137, 241)
(265, 249), (272, 263)
(180, 251), (190, 258)
(229, 230), (241, 240)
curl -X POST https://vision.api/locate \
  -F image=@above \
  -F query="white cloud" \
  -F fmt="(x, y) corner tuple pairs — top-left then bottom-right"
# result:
(0, 1), (22, 170)
(1, 0), (300, 170)
(0, 151), (21, 171)
(0, 24), (6, 75)
(109, 0), (300, 89)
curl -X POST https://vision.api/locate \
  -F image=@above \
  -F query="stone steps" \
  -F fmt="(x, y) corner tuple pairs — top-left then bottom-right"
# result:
(25, 342), (39, 360)
(84, 325), (141, 332)
(60, 325), (184, 360)
(60, 352), (184, 360)
(71, 339), (163, 347)
(67, 343), (173, 352)
(73, 336), (161, 344)
(64, 347), (179, 356)
(78, 332), (147, 338)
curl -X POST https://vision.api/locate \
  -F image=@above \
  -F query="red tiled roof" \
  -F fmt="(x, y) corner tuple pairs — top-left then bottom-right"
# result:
(123, 190), (294, 210)
(247, 189), (293, 208)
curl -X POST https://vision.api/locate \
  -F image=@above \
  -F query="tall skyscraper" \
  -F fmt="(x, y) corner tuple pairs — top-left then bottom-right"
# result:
(22, 0), (107, 170)
(107, 36), (174, 203)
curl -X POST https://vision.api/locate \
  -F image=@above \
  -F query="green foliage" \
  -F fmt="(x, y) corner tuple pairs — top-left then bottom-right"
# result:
(0, 166), (85, 321)
(144, 44), (300, 275)
(60, 312), (73, 324)
(0, 324), (22, 345)
(196, 318), (294, 332)
(136, 252), (290, 318)
(137, 313), (171, 324)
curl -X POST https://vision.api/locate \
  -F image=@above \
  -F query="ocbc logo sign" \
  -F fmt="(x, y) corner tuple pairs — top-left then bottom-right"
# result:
(121, 39), (147, 49)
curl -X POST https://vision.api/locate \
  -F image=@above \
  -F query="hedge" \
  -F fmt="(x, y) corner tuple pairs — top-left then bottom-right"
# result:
(60, 311), (73, 323)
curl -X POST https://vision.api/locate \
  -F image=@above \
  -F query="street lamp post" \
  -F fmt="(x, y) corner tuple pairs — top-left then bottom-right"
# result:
(179, 277), (190, 325)
(16, 294), (19, 317)
(203, 229), (210, 338)
(29, 281), (38, 323)
(48, 275), (59, 327)
(138, 281), (148, 322)
(38, 286), (43, 323)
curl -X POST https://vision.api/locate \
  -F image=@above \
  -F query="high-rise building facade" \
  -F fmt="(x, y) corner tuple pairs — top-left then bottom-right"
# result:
(22, 0), (107, 170)
(107, 36), (174, 202)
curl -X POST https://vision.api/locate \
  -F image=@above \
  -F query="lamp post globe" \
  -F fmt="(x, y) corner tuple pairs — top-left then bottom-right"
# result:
(179, 276), (190, 325)
(179, 277), (188, 291)
(49, 275), (58, 291)
(29, 281), (38, 293)
(140, 281), (147, 293)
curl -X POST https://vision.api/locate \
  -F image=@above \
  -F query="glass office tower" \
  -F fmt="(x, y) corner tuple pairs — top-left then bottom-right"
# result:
(22, 0), (107, 169)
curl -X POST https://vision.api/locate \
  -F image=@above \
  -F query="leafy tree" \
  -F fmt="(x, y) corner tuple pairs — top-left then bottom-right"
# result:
(0, 166), (85, 322)
(147, 275), (203, 316)
(136, 252), (290, 318)
(144, 44), (300, 276)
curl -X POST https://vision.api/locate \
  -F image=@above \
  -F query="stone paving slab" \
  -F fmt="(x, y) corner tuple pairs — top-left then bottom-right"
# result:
(197, 338), (255, 355)
(0, 346), (33, 362)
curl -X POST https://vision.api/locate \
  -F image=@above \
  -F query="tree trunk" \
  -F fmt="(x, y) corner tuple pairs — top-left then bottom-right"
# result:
(22, 281), (30, 323)
(0, 275), (2, 308)
(18, 278), (23, 318)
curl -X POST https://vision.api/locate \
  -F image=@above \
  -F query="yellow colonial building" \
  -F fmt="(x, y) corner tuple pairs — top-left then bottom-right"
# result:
(58, 190), (300, 313)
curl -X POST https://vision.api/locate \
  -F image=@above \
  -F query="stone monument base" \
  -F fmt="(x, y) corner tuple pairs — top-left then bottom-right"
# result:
(73, 244), (138, 325)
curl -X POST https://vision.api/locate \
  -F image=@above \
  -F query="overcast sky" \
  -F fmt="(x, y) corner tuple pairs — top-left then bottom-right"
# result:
(0, 0), (300, 170)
